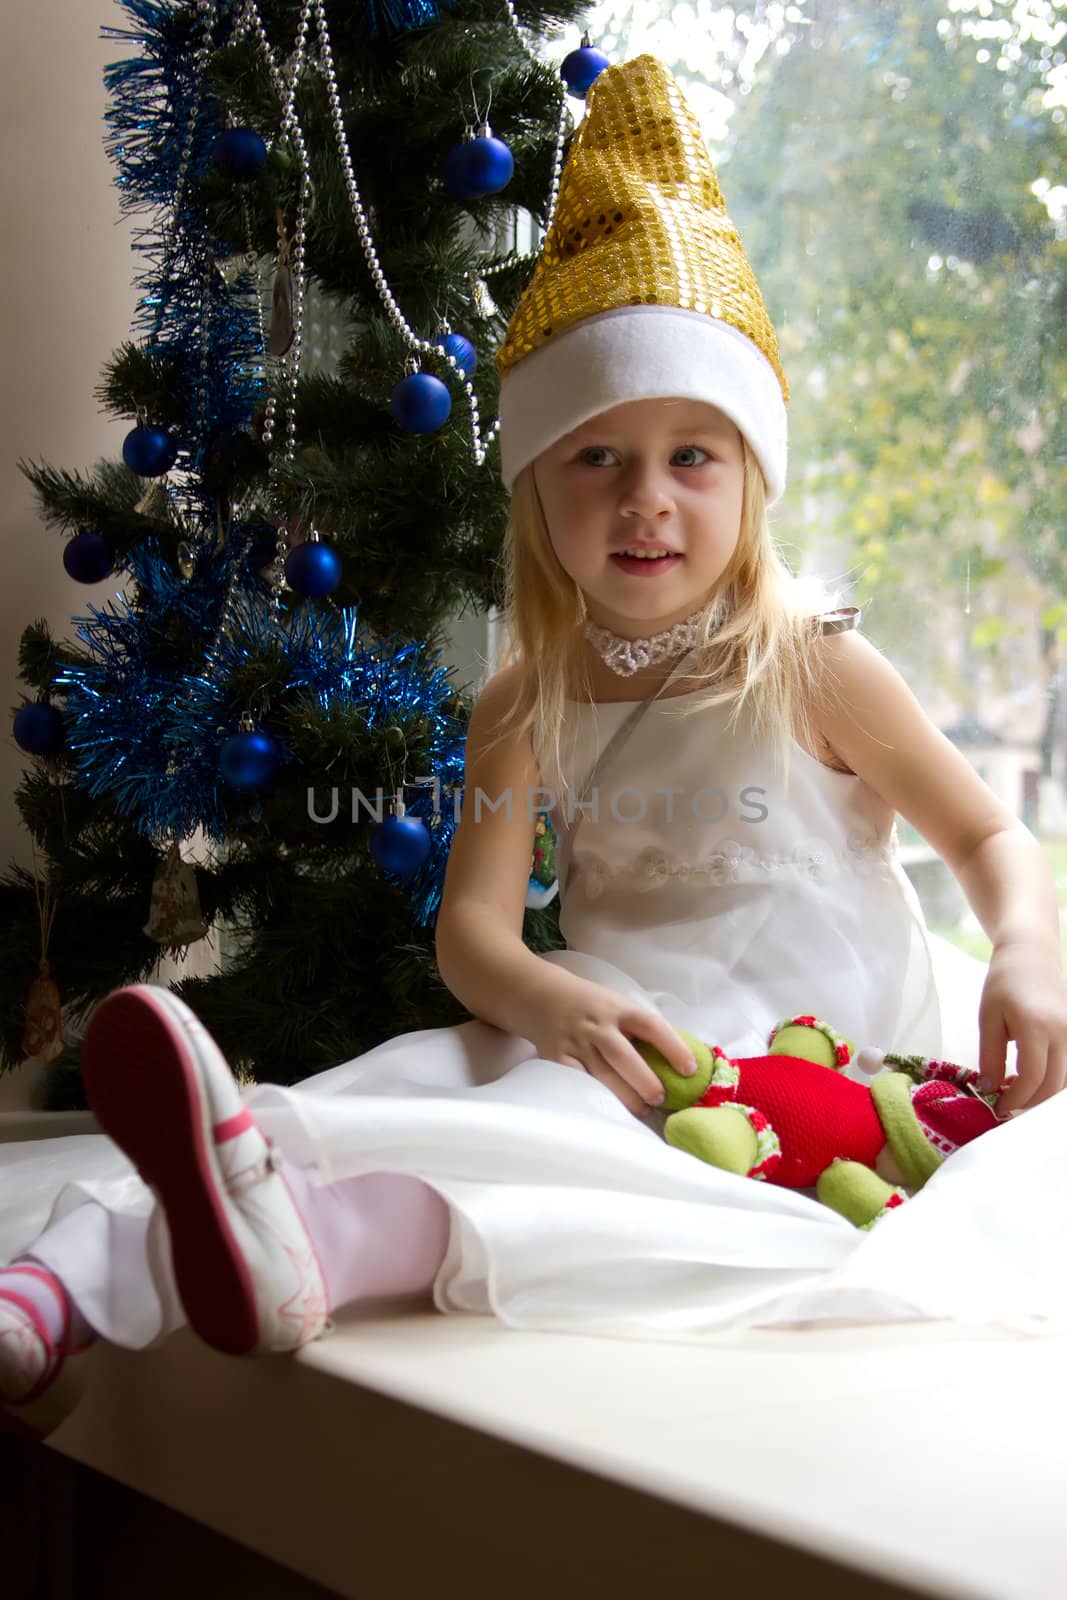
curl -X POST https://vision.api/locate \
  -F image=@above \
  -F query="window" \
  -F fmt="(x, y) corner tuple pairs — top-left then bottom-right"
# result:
(553, 0), (1067, 960)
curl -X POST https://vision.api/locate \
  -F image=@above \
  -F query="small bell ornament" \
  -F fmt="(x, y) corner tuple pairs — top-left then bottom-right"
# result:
(143, 840), (209, 947)
(469, 276), (498, 321)
(133, 479), (171, 519)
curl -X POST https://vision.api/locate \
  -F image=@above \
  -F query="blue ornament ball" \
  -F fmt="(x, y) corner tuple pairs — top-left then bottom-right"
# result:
(441, 143), (478, 201)
(13, 703), (64, 757)
(284, 540), (342, 598)
(561, 46), (610, 97)
(369, 814), (432, 877)
(214, 127), (268, 180)
(435, 332), (477, 377)
(442, 136), (513, 200)
(122, 425), (178, 477)
(63, 530), (114, 584)
(219, 729), (279, 790)
(391, 372), (452, 434)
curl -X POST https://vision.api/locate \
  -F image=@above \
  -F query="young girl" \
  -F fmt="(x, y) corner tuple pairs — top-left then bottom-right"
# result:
(3, 55), (1067, 1416)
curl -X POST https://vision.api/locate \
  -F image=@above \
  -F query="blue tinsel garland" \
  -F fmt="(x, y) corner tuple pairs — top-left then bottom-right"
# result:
(102, 1), (266, 473)
(57, 544), (466, 924)
(50, 2), (471, 930)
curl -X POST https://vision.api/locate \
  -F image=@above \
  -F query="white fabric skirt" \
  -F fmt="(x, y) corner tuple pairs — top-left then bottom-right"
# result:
(2, 932), (1063, 1351)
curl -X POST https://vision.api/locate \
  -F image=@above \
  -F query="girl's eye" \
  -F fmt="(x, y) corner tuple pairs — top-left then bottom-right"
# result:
(575, 445), (712, 468)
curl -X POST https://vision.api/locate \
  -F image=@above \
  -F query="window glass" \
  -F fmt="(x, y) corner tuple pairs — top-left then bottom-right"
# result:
(550, 1), (1067, 961)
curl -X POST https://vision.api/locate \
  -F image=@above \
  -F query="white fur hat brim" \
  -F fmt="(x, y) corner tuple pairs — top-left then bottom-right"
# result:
(497, 306), (788, 504)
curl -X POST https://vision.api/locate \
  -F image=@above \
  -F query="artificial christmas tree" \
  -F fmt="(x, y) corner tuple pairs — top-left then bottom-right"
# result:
(4, 0), (594, 1105)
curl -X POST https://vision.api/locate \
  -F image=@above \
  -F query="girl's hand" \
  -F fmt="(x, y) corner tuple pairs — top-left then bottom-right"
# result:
(530, 976), (698, 1117)
(977, 942), (1067, 1115)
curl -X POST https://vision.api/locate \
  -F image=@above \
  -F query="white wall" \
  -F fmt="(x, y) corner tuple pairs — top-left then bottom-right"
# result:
(1, 1), (139, 868)
(1, 3), (494, 877)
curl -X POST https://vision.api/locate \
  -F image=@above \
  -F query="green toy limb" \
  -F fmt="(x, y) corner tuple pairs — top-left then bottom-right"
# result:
(767, 1017), (854, 1069)
(664, 1105), (758, 1173)
(640, 1031), (715, 1110)
(870, 1071), (943, 1190)
(816, 1158), (908, 1230)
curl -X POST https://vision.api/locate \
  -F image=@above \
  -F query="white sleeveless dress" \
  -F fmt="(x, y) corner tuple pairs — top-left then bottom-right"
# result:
(541, 683), (945, 1065)
(3, 685), (1066, 1347)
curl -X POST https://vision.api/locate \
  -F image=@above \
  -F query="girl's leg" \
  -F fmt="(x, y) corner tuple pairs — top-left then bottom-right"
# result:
(285, 1165), (450, 1311)
(1, 1162), (449, 1409)
(81, 986), (450, 1352)
(4, 984), (452, 1408)
(0, 1257), (86, 1406)
(0, 1198), (179, 1408)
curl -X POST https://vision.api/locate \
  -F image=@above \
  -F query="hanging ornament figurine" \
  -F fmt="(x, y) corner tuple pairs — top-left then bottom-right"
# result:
(268, 208), (296, 358)
(22, 963), (65, 1065)
(525, 811), (559, 909)
(143, 839), (209, 947)
(21, 857), (65, 1065)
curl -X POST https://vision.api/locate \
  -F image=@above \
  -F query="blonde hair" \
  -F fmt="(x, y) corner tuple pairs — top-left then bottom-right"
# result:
(485, 437), (850, 804)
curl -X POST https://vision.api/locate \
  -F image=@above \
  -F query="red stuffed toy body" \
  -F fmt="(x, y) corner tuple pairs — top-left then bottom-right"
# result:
(641, 1014), (1006, 1229)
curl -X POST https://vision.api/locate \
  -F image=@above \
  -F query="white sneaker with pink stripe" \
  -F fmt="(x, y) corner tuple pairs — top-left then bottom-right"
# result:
(81, 984), (330, 1357)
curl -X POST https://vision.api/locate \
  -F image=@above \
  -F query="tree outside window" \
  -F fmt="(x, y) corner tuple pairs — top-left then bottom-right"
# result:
(560, 0), (1067, 960)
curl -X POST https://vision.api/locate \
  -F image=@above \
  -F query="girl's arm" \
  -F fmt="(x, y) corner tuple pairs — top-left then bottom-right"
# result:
(813, 629), (1066, 1111)
(434, 665), (557, 1041)
(435, 666), (695, 1111)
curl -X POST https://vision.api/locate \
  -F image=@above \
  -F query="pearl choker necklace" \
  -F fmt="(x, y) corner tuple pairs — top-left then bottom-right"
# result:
(584, 605), (707, 677)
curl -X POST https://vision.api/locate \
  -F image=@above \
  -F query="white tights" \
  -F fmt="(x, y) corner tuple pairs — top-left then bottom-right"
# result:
(19, 1161), (451, 1350)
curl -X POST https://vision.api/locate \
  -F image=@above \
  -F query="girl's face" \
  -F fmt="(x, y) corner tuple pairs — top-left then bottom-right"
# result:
(532, 397), (746, 636)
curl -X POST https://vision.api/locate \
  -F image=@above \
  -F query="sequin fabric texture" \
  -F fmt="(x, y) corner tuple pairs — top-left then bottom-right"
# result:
(496, 55), (789, 401)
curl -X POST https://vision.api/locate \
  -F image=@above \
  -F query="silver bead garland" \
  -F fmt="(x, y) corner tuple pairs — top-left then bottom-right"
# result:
(158, 0), (583, 714)
(232, 0), (574, 467)
(233, 0), (316, 601)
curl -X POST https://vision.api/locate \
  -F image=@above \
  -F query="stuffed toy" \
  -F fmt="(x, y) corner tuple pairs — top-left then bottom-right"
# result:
(638, 1015), (1007, 1229)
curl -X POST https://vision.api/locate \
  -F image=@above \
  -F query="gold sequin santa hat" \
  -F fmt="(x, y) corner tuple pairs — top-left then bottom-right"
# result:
(496, 55), (789, 503)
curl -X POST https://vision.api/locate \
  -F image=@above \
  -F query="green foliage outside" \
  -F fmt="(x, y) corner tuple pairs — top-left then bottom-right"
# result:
(592, 0), (1066, 760)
